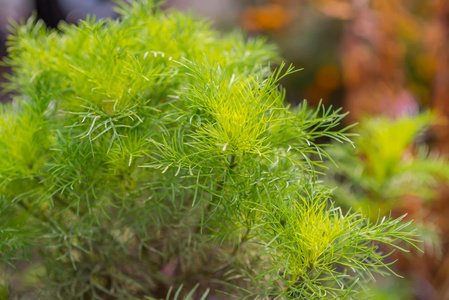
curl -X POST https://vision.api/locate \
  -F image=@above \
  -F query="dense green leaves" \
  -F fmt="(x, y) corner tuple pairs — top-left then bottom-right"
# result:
(0, 1), (420, 299)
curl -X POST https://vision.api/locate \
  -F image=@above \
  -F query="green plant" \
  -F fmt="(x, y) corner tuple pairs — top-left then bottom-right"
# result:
(323, 113), (448, 299)
(324, 113), (449, 216)
(1, 1), (419, 299)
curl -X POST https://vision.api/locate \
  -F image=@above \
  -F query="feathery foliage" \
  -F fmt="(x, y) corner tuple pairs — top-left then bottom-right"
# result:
(1, 1), (419, 299)
(322, 113), (449, 298)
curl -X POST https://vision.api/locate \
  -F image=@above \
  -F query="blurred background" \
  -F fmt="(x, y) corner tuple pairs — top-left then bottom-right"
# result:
(1, 1), (449, 299)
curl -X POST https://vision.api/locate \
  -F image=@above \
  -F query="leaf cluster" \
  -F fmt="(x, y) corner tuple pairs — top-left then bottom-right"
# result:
(324, 113), (449, 214)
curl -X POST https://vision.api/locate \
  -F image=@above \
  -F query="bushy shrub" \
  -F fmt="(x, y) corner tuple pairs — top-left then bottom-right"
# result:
(1, 1), (419, 299)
